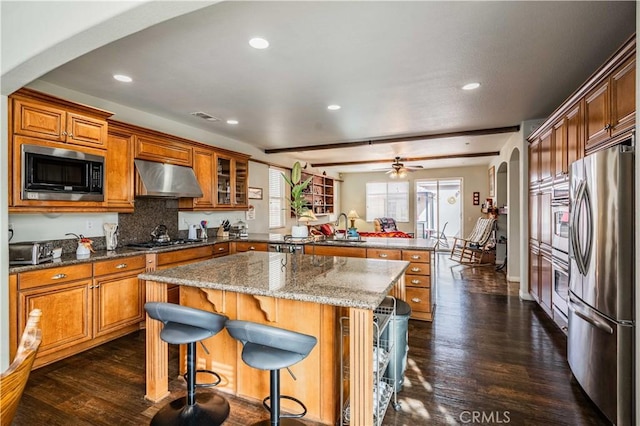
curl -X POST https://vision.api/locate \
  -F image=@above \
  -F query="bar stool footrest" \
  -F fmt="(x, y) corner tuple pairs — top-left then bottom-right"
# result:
(263, 395), (307, 419)
(151, 392), (230, 426)
(182, 369), (222, 388)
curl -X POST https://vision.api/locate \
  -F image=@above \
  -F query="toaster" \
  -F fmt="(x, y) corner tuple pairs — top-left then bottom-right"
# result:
(9, 242), (53, 266)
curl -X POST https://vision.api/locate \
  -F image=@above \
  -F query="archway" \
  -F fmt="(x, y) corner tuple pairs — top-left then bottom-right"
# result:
(508, 147), (523, 289)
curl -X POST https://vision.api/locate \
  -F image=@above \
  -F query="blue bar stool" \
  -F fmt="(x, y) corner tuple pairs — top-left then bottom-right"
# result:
(226, 320), (317, 426)
(145, 302), (230, 426)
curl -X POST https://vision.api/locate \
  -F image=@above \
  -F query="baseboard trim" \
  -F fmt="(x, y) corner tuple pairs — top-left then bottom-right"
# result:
(519, 289), (535, 301)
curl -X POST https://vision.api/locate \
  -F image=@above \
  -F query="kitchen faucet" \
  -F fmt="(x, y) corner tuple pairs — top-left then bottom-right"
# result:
(335, 212), (348, 239)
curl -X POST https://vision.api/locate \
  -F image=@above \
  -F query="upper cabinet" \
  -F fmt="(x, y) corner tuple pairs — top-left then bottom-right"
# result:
(12, 89), (109, 150)
(585, 54), (635, 151)
(214, 152), (249, 209)
(134, 133), (193, 167)
(8, 89), (113, 212)
(106, 122), (135, 212)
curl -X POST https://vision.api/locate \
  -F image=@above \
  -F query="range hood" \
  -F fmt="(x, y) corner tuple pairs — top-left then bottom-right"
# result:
(134, 159), (203, 198)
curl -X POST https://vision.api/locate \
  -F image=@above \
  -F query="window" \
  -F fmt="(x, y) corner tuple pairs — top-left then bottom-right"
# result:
(366, 181), (409, 222)
(269, 167), (286, 229)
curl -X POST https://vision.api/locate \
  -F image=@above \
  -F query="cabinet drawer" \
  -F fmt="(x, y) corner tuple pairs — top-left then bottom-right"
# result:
(308, 245), (366, 258)
(406, 287), (431, 313)
(213, 243), (230, 257)
(93, 255), (146, 277)
(157, 246), (214, 266)
(402, 250), (430, 263)
(406, 275), (431, 288)
(19, 263), (93, 290)
(406, 262), (430, 276)
(366, 249), (401, 260)
(235, 242), (268, 252)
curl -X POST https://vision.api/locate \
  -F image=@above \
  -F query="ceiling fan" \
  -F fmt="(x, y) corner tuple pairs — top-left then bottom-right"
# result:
(377, 157), (423, 178)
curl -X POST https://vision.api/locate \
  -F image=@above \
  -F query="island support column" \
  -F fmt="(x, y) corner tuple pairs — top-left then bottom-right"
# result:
(349, 307), (374, 425)
(145, 280), (170, 402)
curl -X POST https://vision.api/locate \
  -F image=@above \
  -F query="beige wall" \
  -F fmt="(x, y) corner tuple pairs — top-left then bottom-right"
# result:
(340, 166), (489, 236)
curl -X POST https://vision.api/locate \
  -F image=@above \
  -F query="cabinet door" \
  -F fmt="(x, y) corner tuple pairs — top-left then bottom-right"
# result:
(539, 129), (553, 183)
(135, 134), (192, 166)
(106, 131), (134, 211)
(215, 154), (233, 207)
(529, 139), (540, 184)
(529, 247), (540, 301)
(234, 242), (268, 252)
(585, 79), (610, 150)
(610, 55), (636, 137)
(93, 273), (144, 337)
(19, 280), (93, 357)
(529, 192), (540, 243)
(192, 148), (216, 209)
(13, 99), (65, 141)
(566, 102), (583, 169)
(540, 191), (552, 249)
(66, 112), (107, 148)
(552, 119), (566, 181)
(539, 252), (553, 315)
(234, 158), (248, 207)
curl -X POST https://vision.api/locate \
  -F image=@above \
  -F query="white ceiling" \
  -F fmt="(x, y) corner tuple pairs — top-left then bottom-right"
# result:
(36, 1), (635, 173)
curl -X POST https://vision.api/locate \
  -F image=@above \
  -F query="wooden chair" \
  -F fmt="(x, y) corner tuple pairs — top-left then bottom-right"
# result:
(450, 218), (496, 264)
(1, 309), (42, 426)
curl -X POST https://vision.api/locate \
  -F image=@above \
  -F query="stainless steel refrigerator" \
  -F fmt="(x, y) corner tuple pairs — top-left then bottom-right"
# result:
(568, 142), (635, 426)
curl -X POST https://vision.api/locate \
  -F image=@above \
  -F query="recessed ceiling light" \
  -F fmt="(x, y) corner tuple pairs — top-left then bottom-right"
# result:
(226, 119), (239, 125)
(113, 74), (132, 83)
(462, 82), (481, 90)
(249, 38), (269, 49)
(327, 104), (341, 110)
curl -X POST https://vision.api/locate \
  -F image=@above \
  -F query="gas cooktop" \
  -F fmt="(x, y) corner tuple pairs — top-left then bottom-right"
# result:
(126, 239), (203, 250)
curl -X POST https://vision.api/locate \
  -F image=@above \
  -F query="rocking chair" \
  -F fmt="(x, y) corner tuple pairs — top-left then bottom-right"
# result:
(450, 217), (496, 264)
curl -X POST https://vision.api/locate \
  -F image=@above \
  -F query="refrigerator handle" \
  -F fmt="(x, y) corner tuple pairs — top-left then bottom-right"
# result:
(568, 298), (614, 335)
(570, 180), (587, 275)
(582, 183), (593, 271)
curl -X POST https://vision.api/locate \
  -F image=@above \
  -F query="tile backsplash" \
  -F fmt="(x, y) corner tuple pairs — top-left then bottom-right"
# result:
(118, 198), (180, 245)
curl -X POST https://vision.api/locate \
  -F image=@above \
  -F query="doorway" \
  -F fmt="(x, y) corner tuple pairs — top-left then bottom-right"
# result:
(415, 179), (462, 249)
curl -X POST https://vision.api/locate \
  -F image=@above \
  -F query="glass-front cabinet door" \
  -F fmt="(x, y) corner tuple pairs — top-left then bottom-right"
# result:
(216, 155), (232, 206)
(215, 153), (249, 208)
(234, 159), (248, 207)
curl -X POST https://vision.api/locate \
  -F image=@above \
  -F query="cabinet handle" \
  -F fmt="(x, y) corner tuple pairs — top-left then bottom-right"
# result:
(52, 273), (67, 280)
(411, 255), (420, 259)
(604, 123), (612, 130)
(115, 263), (128, 269)
(249, 246), (255, 250)
(62, 131), (67, 136)
(68, 133), (74, 138)
(218, 247), (225, 251)
(411, 267), (421, 272)
(411, 279), (421, 284)
(379, 253), (388, 258)
(411, 297), (421, 303)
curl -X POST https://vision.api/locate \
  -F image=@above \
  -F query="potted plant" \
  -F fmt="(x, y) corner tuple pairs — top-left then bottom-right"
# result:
(282, 161), (314, 238)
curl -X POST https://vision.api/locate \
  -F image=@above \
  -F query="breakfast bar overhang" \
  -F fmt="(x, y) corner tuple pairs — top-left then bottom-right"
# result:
(140, 251), (409, 425)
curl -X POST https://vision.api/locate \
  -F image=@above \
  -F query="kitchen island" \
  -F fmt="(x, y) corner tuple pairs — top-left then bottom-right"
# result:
(139, 251), (410, 425)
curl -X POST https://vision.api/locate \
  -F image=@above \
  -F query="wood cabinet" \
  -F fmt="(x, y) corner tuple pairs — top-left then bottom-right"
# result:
(12, 90), (109, 150)
(366, 248), (401, 260)
(157, 245), (216, 304)
(402, 250), (433, 321)
(301, 172), (334, 215)
(528, 138), (540, 185)
(306, 245), (366, 258)
(106, 124), (135, 212)
(585, 55), (636, 151)
(92, 256), (146, 337)
(8, 89), (113, 212)
(134, 133), (193, 167)
(539, 252), (553, 316)
(529, 245), (540, 302)
(214, 153), (249, 209)
(232, 241), (268, 253)
(12, 256), (145, 368)
(179, 146), (216, 210)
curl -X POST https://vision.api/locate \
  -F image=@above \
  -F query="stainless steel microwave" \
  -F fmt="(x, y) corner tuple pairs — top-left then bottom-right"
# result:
(22, 144), (105, 201)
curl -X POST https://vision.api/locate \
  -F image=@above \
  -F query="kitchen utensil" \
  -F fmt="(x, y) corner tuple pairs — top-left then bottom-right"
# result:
(188, 224), (198, 240)
(103, 223), (118, 250)
(151, 225), (170, 243)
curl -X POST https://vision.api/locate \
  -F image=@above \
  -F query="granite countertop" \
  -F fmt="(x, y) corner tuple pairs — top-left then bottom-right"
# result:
(9, 233), (436, 274)
(140, 251), (410, 310)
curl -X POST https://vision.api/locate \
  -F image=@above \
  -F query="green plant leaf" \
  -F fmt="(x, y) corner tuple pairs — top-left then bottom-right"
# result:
(291, 161), (302, 185)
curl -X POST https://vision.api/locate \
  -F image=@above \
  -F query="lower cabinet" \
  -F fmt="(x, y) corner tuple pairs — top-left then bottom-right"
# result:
(402, 250), (433, 321)
(232, 241), (268, 253)
(529, 245), (553, 316)
(13, 255), (145, 368)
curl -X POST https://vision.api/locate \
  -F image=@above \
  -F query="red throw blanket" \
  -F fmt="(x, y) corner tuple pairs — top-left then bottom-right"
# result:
(358, 231), (413, 238)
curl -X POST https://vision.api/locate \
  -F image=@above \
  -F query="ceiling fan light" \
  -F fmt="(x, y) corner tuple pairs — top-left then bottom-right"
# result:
(389, 170), (398, 179)
(398, 169), (408, 178)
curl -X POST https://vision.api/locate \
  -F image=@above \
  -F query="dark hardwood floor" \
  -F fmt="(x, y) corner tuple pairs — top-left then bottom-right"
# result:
(14, 254), (610, 425)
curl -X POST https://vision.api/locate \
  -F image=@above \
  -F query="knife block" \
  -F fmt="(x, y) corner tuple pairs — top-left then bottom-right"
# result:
(217, 227), (229, 238)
